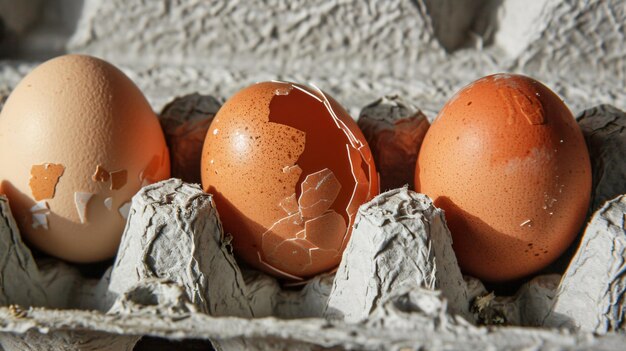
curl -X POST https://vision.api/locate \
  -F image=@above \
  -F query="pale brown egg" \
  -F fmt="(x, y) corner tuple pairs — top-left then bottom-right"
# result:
(201, 81), (379, 281)
(416, 74), (591, 282)
(0, 55), (170, 262)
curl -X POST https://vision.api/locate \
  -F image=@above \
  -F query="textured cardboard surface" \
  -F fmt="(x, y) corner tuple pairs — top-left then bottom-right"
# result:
(0, 1), (625, 349)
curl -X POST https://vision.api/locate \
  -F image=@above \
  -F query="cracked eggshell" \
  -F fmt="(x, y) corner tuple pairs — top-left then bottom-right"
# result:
(416, 74), (591, 282)
(0, 54), (170, 263)
(201, 81), (378, 280)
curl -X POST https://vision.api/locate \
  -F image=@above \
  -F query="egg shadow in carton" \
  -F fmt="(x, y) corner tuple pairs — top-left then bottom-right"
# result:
(352, 97), (626, 334)
(457, 104), (626, 330)
(0, 178), (253, 350)
(0, 101), (623, 350)
(159, 93), (222, 184)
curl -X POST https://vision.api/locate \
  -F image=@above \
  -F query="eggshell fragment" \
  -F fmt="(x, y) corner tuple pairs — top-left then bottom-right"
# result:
(201, 81), (378, 280)
(110, 170), (128, 190)
(92, 165), (110, 182)
(416, 74), (591, 282)
(29, 163), (65, 201)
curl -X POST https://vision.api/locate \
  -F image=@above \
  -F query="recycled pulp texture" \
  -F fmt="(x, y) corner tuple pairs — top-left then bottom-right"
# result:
(49, 0), (625, 117)
(159, 94), (222, 184)
(0, 178), (624, 349)
(325, 187), (471, 322)
(358, 96), (430, 191)
(0, 82), (623, 350)
(0, 0), (624, 349)
(543, 195), (626, 333)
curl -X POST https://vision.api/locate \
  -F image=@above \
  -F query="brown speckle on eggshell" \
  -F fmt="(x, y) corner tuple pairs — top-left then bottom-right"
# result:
(416, 74), (591, 282)
(201, 81), (378, 280)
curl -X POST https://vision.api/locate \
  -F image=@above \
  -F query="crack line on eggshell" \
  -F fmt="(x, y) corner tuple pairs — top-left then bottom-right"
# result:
(302, 210), (346, 244)
(298, 168), (341, 218)
(256, 251), (303, 281)
(356, 144), (378, 198)
(261, 168), (347, 277)
(341, 143), (369, 250)
(292, 84), (323, 103)
(512, 90), (545, 125)
(308, 82), (363, 149)
(279, 193), (299, 215)
(275, 238), (314, 267)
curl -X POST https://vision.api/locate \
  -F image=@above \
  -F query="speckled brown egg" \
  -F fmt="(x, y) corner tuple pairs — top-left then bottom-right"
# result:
(201, 81), (379, 281)
(0, 55), (170, 263)
(416, 74), (591, 282)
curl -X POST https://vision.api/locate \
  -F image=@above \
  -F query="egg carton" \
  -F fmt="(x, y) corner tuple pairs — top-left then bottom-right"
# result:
(0, 0), (625, 348)
(0, 89), (623, 350)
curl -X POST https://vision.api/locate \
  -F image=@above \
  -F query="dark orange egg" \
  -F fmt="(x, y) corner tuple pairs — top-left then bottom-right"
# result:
(201, 81), (378, 281)
(416, 74), (591, 282)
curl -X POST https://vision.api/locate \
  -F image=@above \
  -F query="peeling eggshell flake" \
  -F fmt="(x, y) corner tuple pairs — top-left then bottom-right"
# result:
(74, 192), (94, 224)
(298, 169), (342, 218)
(104, 197), (113, 210)
(358, 95), (430, 191)
(30, 201), (51, 230)
(110, 170), (128, 190)
(202, 81), (378, 280)
(117, 201), (131, 220)
(31, 213), (49, 230)
(30, 201), (49, 213)
(28, 163), (65, 201)
(92, 165), (110, 182)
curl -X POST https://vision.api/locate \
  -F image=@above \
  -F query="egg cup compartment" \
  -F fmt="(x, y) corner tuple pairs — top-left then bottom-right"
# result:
(0, 89), (623, 350)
